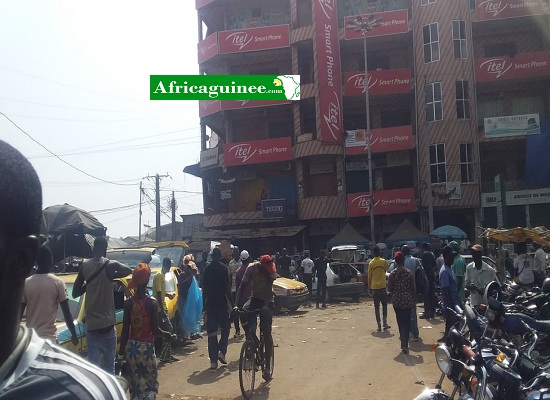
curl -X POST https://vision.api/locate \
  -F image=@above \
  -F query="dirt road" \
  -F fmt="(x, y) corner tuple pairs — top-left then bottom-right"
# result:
(157, 299), (446, 400)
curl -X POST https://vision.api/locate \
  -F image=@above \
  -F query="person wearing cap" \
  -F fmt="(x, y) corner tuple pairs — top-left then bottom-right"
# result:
(202, 247), (233, 370)
(387, 251), (416, 354)
(236, 254), (278, 381)
(301, 250), (314, 306)
(368, 246), (390, 332)
(420, 243), (437, 319)
(235, 250), (252, 312)
(449, 241), (466, 301)
(465, 244), (498, 308)
(119, 263), (172, 400)
(438, 245), (461, 342)
(514, 242), (535, 287)
(228, 246), (242, 338)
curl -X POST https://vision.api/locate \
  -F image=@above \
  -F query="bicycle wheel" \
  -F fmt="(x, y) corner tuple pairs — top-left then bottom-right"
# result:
(239, 339), (256, 399)
(267, 343), (274, 379)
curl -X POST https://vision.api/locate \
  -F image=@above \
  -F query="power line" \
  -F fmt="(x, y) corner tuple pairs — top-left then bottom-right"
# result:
(7, 113), (163, 122)
(27, 127), (200, 159)
(0, 111), (137, 186)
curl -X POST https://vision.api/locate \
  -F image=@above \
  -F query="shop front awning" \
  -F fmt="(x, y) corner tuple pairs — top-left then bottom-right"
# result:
(183, 163), (202, 178)
(192, 225), (306, 241)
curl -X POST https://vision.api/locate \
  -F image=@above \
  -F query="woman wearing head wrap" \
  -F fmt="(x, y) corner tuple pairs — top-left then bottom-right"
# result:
(119, 263), (172, 400)
(387, 251), (416, 355)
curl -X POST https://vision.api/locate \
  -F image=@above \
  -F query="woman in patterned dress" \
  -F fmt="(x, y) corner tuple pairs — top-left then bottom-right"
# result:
(387, 251), (416, 355)
(119, 263), (172, 400)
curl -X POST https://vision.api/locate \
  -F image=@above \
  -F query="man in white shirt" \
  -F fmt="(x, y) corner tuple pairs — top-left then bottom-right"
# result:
(465, 244), (498, 308)
(301, 251), (314, 307)
(533, 243), (547, 285)
(228, 246), (242, 337)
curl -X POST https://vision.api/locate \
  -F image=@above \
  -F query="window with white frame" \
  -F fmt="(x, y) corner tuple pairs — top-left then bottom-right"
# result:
(456, 80), (470, 119)
(460, 143), (474, 183)
(452, 20), (467, 59)
(426, 82), (443, 122)
(421, 0), (436, 4)
(423, 23), (440, 63)
(430, 143), (447, 184)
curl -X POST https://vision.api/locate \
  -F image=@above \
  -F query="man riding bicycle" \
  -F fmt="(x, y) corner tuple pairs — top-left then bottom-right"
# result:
(235, 254), (277, 382)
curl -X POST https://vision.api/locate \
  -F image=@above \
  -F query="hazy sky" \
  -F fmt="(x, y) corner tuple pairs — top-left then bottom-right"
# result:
(1, 1), (203, 238)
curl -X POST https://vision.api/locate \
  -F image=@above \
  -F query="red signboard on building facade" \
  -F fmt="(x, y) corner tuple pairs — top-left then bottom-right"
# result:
(313, 0), (343, 143)
(198, 33), (218, 64)
(347, 188), (416, 217)
(222, 99), (292, 110)
(196, 0), (215, 9)
(476, 0), (550, 21)
(345, 125), (414, 155)
(344, 9), (409, 40)
(224, 137), (292, 166)
(476, 51), (550, 82)
(344, 69), (412, 96)
(199, 99), (291, 118)
(199, 100), (222, 118)
(218, 25), (290, 54)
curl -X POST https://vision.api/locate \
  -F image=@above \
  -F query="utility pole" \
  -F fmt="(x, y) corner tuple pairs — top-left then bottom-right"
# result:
(139, 181), (143, 242)
(155, 174), (161, 242)
(171, 191), (176, 241)
(347, 14), (382, 244)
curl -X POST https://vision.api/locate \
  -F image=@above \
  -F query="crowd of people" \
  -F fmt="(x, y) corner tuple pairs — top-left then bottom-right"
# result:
(3, 137), (549, 398)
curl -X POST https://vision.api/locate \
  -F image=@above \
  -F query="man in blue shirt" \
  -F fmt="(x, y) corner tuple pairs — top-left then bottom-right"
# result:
(438, 245), (460, 343)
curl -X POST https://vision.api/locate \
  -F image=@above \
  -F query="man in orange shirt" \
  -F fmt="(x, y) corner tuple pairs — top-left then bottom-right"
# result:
(368, 246), (390, 332)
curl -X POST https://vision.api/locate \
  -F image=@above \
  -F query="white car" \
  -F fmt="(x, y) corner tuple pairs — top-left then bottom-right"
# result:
(312, 262), (364, 302)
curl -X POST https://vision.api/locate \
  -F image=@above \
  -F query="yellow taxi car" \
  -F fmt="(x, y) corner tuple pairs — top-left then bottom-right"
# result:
(56, 264), (180, 356)
(273, 277), (309, 312)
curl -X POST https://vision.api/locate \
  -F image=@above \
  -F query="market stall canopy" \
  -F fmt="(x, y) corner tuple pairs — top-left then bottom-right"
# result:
(385, 219), (430, 246)
(327, 223), (370, 248)
(41, 203), (105, 236)
(41, 203), (106, 262)
(192, 225), (306, 241)
(430, 225), (467, 240)
(479, 226), (550, 245)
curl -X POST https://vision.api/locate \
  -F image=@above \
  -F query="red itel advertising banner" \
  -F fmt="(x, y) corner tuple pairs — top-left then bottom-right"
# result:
(345, 125), (414, 155)
(344, 9), (409, 40)
(347, 188), (416, 217)
(476, 0), (550, 21)
(476, 51), (550, 82)
(344, 69), (411, 96)
(218, 25), (290, 54)
(313, 0), (343, 143)
(199, 99), (291, 117)
(224, 137), (292, 167)
(197, 33), (218, 64)
(196, 0), (215, 9)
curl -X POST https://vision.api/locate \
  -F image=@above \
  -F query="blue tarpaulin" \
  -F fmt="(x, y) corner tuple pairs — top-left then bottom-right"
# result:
(525, 121), (550, 187)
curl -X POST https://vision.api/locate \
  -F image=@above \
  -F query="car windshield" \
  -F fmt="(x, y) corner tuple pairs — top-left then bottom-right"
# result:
(108, 250), (161, 268)
(155, 245), (185, 268)
(56, 283), (82, 322)
(147, 271), (176, 292)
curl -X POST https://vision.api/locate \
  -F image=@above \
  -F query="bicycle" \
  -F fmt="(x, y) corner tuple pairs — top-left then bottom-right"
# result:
(237, 307), (274, 399)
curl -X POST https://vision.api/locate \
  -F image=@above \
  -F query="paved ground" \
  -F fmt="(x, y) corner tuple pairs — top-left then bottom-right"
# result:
(157, 298), (446, 400)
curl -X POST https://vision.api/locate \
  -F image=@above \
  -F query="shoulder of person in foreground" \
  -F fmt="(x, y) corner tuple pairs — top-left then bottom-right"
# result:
(6, 332), (126, 399)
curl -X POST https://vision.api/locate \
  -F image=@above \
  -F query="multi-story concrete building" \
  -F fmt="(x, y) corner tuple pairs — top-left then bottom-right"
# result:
(191, 0), (550, 255)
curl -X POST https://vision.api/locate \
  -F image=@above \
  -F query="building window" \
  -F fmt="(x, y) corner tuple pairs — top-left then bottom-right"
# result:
(430, 143), (447, 184)
(423, 23), (440, 63)
(452, 20), (467, 59)
(426, 82), (443, 122)
(421, 0), (436, 4)
(460, 143), (475, 183)
(456, 80), (470, 120)
(484, 42), (517, 57)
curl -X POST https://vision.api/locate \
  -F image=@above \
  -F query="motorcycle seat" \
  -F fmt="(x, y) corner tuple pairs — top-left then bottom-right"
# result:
(536, 320), (550, 333)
